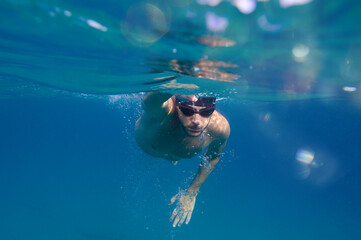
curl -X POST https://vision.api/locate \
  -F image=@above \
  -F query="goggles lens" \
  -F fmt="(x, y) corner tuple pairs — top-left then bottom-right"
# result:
(175, 95), (216, 117)
(178, 104), (215, 117)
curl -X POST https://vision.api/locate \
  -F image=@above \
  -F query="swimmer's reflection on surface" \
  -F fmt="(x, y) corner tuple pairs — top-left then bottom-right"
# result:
(168, 59), (239, 83)
(135, 92), (230, 227)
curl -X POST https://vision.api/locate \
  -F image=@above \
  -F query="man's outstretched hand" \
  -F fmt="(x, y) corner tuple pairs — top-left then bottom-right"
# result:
(169, 190), (197, 227)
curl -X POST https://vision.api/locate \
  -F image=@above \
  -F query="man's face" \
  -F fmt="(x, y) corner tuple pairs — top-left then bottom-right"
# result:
(176, 95), (213, 137)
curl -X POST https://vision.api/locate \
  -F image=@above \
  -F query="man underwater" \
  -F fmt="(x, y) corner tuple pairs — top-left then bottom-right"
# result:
(135, 92), (230, 227)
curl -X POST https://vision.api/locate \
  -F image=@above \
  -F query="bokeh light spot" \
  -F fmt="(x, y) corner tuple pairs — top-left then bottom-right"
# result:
(257, 15), (281, 32)
(343, 86), (357, 92)
(259, 112), (271, 122)
(264, 113), (271, 122)
(296, 149), (314, 164)
(205, 12), (229, 32)
(197, 0), (223, 7)
(279, 0), (313, 8)
(86, 19), (108, 32)
(292, 44), (309, 62)
(232, 0), (257, 14)
(121, 3), (170, 47)
(64, 10), (72, 17)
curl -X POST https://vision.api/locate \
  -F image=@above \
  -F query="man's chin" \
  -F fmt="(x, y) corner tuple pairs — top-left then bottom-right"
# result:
(185, 129), (202, 137)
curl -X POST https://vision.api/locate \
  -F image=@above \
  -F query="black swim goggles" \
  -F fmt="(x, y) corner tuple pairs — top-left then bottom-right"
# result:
(175, 95), (216, 117)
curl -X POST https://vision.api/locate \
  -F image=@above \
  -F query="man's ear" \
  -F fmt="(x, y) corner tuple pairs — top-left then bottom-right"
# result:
(168, 96), (178, 115)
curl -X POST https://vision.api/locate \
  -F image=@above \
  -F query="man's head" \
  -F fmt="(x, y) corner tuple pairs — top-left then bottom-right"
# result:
(175, 94), (216, 137)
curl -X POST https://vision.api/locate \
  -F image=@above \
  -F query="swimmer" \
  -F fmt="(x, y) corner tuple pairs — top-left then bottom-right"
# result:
(135, 92), (230, 227)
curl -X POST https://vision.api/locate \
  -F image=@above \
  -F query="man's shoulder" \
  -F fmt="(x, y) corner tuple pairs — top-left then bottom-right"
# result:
(142, 94), (176, 120)
(208, 111), (230, 140)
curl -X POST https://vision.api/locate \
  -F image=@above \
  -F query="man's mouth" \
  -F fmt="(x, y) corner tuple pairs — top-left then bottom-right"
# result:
(186, 128), (202, 133)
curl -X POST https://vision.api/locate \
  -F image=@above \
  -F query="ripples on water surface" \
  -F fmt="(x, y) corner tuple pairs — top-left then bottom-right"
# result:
(1, 0), (360, 101)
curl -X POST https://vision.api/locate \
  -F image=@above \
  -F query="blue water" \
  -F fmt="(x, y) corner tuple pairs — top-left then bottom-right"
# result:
(1, 96), (361, 239)
(1, 0), (361, 239)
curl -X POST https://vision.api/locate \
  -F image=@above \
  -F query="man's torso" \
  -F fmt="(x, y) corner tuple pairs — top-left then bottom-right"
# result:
(135, 111), (218, 162)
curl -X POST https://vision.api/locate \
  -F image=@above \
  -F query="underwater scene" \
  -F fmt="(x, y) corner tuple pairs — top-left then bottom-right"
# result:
(1, 0), (361, 239)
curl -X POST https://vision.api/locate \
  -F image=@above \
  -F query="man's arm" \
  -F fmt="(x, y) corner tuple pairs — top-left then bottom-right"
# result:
(187, 138), (227, 195)
(142, 92), (174, 119)
(188, 114), (231, 195)
(169, 124), (230, 227)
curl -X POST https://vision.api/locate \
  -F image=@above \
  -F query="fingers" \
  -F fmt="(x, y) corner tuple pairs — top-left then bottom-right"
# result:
(178, 212), (188, 226)
(185, 210), (193, 225)
(169, 194), (178, 205)
(170, 209), (192, 227)
(172, 212), (183, 227)
(169, 192), (195, 227)
(170, 207), (179, 222)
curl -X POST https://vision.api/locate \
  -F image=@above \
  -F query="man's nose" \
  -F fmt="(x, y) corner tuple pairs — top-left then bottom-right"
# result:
(191, 114), (201, 125)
